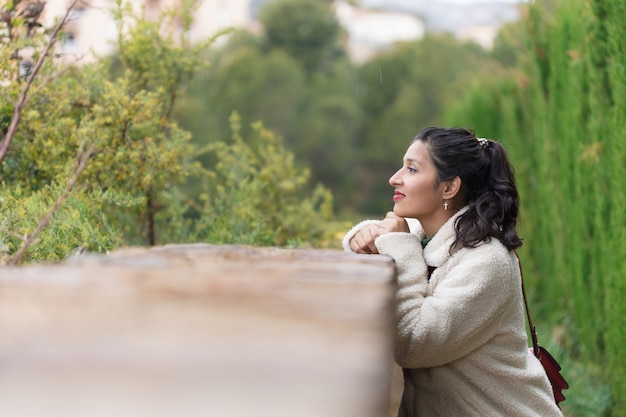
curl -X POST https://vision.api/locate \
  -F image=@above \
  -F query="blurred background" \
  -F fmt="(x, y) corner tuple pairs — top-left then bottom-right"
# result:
(1, 0), (624, 416)
(42, 0), (529, 217)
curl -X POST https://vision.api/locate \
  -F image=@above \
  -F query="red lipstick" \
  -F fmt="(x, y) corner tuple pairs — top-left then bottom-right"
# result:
(393, 191), (405, 201)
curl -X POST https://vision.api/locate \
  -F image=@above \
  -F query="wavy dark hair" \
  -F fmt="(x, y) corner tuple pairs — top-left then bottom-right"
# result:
(414, 127), (522, 251)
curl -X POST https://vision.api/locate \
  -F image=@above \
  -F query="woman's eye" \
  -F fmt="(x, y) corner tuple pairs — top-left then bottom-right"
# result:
(407, 167), (417, 173)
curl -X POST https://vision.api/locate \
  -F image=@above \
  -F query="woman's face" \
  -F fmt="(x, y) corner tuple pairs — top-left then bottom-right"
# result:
(388, 140), (446, 220)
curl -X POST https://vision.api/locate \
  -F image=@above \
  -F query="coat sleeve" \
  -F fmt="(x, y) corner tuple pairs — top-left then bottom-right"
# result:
(375, 233), (515, 368)
(341, 219), (381, 253)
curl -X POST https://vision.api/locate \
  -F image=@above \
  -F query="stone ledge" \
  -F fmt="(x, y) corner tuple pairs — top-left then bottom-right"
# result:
(0, 244), (396, 417)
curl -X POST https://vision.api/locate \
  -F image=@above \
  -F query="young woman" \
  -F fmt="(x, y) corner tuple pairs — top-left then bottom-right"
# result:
(343, 127), (562, 416)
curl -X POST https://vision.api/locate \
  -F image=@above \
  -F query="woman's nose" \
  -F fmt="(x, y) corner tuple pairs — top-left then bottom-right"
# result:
(389, 170), (401, 186)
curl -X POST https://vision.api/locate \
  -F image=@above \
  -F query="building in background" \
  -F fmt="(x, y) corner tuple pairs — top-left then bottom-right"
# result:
(359, 0), (522, 49)
(335, 1), (424, 64)
(40, 0), (251, 63)
(37, 0), (520, 64)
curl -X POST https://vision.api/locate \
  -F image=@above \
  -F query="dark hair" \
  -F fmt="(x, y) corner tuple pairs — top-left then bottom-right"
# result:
(414, 127), (522, 251)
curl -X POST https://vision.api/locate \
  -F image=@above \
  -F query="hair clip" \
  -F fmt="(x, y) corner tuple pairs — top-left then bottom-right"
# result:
(477, 137), (489, 149)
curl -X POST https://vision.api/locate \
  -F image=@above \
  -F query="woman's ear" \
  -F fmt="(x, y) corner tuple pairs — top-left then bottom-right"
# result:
(442, 176), (462, 200)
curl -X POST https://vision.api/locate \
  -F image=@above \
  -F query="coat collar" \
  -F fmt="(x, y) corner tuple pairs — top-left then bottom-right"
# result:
(414, 206), (469, 267)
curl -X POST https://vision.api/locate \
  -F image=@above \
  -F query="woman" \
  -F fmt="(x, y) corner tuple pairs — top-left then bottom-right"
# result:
(343, 127), (562, 416)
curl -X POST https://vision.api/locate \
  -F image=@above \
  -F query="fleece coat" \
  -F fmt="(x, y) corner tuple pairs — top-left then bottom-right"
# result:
(343, 209), (563, 417)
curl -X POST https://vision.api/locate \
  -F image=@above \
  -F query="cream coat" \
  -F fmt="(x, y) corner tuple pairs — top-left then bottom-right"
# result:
(343, 209), (563, 417)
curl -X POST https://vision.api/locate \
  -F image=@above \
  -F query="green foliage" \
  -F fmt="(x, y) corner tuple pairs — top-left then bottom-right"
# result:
(174, 17), (362, 210)
(491, 19), (527, 68)
(259, 0), (343, 74)
(98, 0), (227, 245)
(445, 0), (626, 414)
(1, 0), (206, 251)
(542, 336), (612, 417)
(1, 0), (337, 264)
(188, 112), (334, 247)
(181, 46), (307, 147)
(0, 185), (128, 264)
(111, 0), (230, 114)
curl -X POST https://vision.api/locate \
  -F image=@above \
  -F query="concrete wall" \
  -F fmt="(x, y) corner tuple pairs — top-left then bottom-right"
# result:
(0, 243), (397, 417)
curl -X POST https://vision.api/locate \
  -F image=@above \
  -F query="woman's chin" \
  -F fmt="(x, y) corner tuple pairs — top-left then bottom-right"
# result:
(392, 206), (408, 218)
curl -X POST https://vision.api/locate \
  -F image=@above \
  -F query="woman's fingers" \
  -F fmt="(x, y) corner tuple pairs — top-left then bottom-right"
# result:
(350, 216), (409, 254)
(363, 226), (380, 254)
(350, 225), (380, 254)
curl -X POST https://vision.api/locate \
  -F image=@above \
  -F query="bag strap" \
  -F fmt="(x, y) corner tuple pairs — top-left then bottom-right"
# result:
(515, 252), (539, 355)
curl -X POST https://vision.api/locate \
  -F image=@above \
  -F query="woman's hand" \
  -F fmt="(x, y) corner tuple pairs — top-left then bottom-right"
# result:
(350, 212), (409, 254)
(379, 211), (410, 234)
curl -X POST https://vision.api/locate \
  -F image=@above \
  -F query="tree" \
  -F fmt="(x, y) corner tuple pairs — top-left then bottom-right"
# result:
(176, 0), (362, 211)
(259, 0), (343, 74)
(187, 112), (334, 246)
(0, 0), (203, 262)
(183, 45), (307, 148)
(0, 0), (338, 264)
(0, 0), (113, 264)
(491, 19), (527, 69)
(96, 0), (228, 246)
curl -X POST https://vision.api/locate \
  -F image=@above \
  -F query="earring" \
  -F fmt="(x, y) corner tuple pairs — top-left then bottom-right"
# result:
(444, 200), (449, 210)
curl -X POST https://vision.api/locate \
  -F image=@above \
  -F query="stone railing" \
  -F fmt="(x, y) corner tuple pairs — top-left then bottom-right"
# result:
(0, 244), (397, 417)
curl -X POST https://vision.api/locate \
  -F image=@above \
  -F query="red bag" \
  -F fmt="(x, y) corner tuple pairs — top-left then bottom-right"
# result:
(517, 254), (569, 406)
(527, 345), (569, 405)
